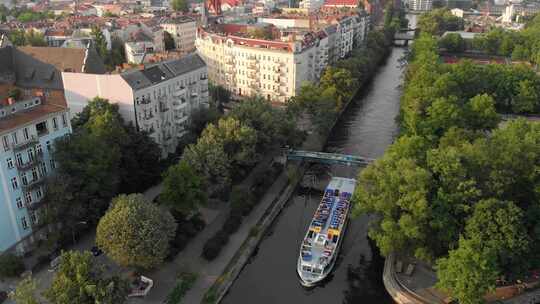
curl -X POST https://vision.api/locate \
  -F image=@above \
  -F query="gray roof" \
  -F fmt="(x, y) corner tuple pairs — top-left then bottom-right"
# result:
(0, 46), (14, 80)
(162, 16), (196, 24)
(121, 53), (206, 90)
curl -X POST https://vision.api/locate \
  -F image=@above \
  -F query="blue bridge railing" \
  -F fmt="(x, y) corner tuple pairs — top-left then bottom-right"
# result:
(286, 149), (375, 166)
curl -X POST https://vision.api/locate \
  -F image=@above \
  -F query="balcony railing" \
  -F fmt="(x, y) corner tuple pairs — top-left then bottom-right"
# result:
(12, 136), (39, 152)
(26, 198), (44, 211)
(16, 151), (43, 171)
(22, 175), (45, 191)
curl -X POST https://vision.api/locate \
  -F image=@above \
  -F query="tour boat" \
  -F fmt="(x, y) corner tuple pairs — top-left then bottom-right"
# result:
(297, 177), (356, 287)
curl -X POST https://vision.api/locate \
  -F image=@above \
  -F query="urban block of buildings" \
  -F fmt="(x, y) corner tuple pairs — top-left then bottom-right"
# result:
(196, 11), (369, 102)
(63, 53), (209, 157)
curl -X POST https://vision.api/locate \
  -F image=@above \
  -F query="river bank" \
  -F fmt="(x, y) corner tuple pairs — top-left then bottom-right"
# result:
(221, 46), (405, 304)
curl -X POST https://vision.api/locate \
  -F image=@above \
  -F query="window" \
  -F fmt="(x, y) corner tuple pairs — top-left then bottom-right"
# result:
(21, 217), (28, 229)
(36, 121), (48, 136)
(24, 191), (32, 204)
(50, 159), (56, 169)
(61, 114), (67, 127)
(36, 187), (43, 200)
(31, 167), (38, 180)
(16, 153), (23, 166)
(52, 117), (58, 130)
(39, 162), (47, 175)
(27, 148), (35, 162)
(11, 177), (18, 190)
(46, 141), (51, 151)
(2, 136), (8, 151)
(16, 197), (23, 209)
(23, 128), (29, 140)
(6, 158), (13, 169)
(21, 173), (28, 186)
(30, 212), (37, 224)
(11, 132), (18, 145)
(36, 144), (42, 155)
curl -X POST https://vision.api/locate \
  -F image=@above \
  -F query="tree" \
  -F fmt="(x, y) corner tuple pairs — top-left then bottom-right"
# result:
(513, 79), (539, 114)
(45, 251), (129, 304)
(436, 238), (499, 304)
(164, 31), (175, 50)
(91, 26), (108, 62)
(0, 253), (25, 277)
(25, 30), (47, 46)
(96, 194), (177, 269)
(319, 67), (358, 111)
(160, 160), (207, 216)
(438, 33), (465, 53)
(465, 199), (529, 272)
(10, 277), (40, 304)
(171, 0), (188, 12)
(209, 84), (230, 110)
(109, 37), (126, 68)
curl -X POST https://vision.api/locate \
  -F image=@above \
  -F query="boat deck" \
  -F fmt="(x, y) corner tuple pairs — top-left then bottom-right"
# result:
(298, 177), (356, 281)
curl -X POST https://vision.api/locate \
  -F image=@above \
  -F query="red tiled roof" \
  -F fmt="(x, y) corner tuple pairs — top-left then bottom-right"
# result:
(323, 0), (358, 6)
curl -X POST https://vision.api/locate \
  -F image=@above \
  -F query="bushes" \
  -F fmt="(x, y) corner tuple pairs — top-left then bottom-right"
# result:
(167, 213), (206, 261)
(201, 163), (283, 261)
(166, 272), (198, 304)
(0, 253), (25, 278)
(202, 231), (229, 261)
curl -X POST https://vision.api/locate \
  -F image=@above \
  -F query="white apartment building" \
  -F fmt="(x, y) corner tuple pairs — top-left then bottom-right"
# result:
(63, 54), (209, 157)
(299, 0), (325, 12)
(409, 0), (432, 11)
(160, 16), (197, 55)
(196, 26), (330, 103)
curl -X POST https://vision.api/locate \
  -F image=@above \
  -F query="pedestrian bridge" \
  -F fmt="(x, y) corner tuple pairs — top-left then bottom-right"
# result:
(286, 149), (375, 166)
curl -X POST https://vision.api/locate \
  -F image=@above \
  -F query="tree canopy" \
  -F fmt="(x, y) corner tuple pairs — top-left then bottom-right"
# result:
(96, 194), (177, 269)
(160, 160), (207, 216)
(45, 251), (129, 304)
(171, 0), (189, 12)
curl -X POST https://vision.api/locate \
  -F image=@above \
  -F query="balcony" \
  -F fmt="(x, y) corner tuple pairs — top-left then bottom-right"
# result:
(173, 86), (187, 97)
(173, 99), (188, 110)
(22, 175), (45, 191)
(138, 97), (152, 105)
(16, 151), (43, 171)
(174, 115), (189, 124)
(159, 103), (170, 113)
(12, 136), (39, 152)
(26, 198), (44, 211)
(176, 130), (189, 138)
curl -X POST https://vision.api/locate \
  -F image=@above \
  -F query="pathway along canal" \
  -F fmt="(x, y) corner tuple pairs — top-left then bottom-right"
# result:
(222, 47), (406, 304)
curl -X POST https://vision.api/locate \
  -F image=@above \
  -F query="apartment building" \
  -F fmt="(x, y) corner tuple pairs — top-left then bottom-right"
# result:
(62, 54), (209, 157)
(0, 44), (74, 254)
(160, 16), (197, 55)
(409, 0), (432, 11)
(196, 13), (369, 102)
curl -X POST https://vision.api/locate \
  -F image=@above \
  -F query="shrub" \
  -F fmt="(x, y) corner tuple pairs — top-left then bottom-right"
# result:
(223, 214), (243, 234)
(166, 272), (198, 304)
(202, 231), (229, 261)
(190, 214), (206, 231)
(230, 186), (254, 217)
(0, 253), (25, 278)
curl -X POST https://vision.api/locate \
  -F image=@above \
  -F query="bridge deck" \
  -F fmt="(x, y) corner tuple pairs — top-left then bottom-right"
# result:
(287, 150), (374, 166)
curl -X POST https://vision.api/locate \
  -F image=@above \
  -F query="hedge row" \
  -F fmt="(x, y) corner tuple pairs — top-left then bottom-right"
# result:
(202, 163), (283, 260)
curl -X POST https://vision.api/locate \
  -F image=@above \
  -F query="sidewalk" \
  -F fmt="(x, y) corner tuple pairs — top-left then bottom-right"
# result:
(130, 154), (280, 304)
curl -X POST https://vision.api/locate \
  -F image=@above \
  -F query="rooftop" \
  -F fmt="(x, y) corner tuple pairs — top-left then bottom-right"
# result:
(121, 53), (206, 90)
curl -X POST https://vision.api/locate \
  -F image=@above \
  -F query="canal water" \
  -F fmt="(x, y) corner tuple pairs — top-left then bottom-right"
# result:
(222, 47), (406, 304)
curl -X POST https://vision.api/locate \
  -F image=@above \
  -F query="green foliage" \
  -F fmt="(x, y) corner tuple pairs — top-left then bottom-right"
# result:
(438, 33), (465, 53)
(171, 0), (189, 12)
(230, 96), (299, 150)
(160, 160), (207, 216)
(166, 272), (198, 304)
(7, 88), (21, 100)
(45, 251), (129, 304)
(514, 79), (540, 114)
(91, 26), (108, 61)
(417, 8), (464, 35)
(47, 97), (161, 225)
(209, 84), (230, 109)
(436, 238), (499, 304)
(0, 253), (25, 278)
(164, 31), (175, 50)
(182, 117), (257, 196)
(96, 194), (177, 269)
(9, 29), (47, 46)
(10, 277), (39, 304)
(202, 231), (229, 261)
(16, 10), (54, 22)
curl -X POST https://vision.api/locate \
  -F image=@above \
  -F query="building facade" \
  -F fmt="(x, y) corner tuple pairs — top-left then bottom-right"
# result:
(0, 91), (71, 254)
(160, 16), (197, 55)
(409, 0), (432, 11)
(196, 13), (369, 102)
(63, 54), (209, 157)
